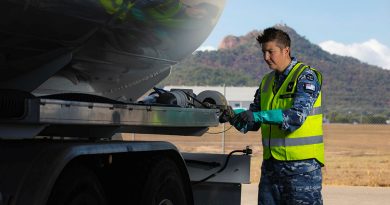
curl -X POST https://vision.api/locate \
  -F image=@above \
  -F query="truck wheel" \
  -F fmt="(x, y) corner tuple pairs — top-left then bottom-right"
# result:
(140, 158), (192, 205)
(47, 164), (107, 205)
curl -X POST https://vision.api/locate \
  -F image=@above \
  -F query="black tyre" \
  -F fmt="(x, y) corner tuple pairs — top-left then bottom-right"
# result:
(140, 158), (192, 205)
(47, 164), (107, 205)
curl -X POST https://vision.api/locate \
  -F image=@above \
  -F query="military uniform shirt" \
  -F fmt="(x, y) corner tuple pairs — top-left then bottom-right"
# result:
(250, 57), (321, 132)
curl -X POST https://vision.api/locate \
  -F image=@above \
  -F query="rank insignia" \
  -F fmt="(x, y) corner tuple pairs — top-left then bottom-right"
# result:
(286, 82), (294, 92)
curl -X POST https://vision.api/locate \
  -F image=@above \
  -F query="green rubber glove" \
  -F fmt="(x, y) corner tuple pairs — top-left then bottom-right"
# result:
(253, 109), (283, 124)
(231, 109), (283, 133)
(228, 108), (249, 132)
(233, 108), (246, 115)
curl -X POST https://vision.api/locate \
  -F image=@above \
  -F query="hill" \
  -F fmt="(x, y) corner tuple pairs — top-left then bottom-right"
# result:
(161, 24), (390, 122)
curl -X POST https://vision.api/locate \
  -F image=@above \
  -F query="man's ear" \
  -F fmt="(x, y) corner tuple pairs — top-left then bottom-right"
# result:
(284, 46), (290, 55)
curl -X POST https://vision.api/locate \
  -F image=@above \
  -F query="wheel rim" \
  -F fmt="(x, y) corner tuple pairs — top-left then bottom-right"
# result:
(158, 199), (174, 205)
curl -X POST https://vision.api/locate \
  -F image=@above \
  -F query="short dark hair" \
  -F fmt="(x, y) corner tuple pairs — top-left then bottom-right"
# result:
(256, 27), (291, 49)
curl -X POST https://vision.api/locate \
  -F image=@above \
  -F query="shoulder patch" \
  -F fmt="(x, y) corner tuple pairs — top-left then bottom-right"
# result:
(305, 74), (314, 81)
(304, 83), (315, 92)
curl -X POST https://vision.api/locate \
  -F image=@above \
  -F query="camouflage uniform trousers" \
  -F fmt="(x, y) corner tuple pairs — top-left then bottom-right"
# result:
(258, 159), (323, 205)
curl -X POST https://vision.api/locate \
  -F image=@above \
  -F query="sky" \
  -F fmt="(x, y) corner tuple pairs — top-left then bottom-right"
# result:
(198, 0), (390, 70)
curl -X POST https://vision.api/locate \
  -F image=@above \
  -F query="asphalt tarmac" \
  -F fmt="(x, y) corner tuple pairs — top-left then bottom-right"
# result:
(241, 184), (390, 205)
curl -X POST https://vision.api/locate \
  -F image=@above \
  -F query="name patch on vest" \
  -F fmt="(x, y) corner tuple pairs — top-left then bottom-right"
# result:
(280, 94), (295, 99)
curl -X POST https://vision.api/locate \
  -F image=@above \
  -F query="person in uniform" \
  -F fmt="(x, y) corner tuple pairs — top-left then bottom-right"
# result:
(230, 27), (324, 205)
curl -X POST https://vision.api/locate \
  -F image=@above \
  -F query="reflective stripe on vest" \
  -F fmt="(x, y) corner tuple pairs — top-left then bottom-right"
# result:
(310, 107), (322, 116)
(262, 135), (323, 147)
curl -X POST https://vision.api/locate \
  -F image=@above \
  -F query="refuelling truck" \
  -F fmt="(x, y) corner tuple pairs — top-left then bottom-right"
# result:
(0, 1), (250, 205)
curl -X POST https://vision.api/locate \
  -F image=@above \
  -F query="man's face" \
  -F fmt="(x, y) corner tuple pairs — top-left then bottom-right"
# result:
(261, 40), (290, 73)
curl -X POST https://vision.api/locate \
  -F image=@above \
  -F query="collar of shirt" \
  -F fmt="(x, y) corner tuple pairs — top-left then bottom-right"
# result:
(274, 57), (298, 87)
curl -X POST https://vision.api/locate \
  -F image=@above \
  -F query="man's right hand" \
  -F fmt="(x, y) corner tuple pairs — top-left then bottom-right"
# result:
(233, 110), (254, 123)
(235, 109), (284, 125)
(231, 110), (254, 133)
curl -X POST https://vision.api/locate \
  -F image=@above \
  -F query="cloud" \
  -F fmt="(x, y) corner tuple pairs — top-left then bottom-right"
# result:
(319, 39), (390, 70)
(196, 45), (217, 52)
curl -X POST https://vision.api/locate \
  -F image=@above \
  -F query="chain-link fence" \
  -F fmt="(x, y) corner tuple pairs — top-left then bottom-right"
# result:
(323, 110), (390, 124)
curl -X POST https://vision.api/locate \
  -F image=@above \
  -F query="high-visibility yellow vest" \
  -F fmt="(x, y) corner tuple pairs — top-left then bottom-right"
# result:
(260, 62), (324, 165)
